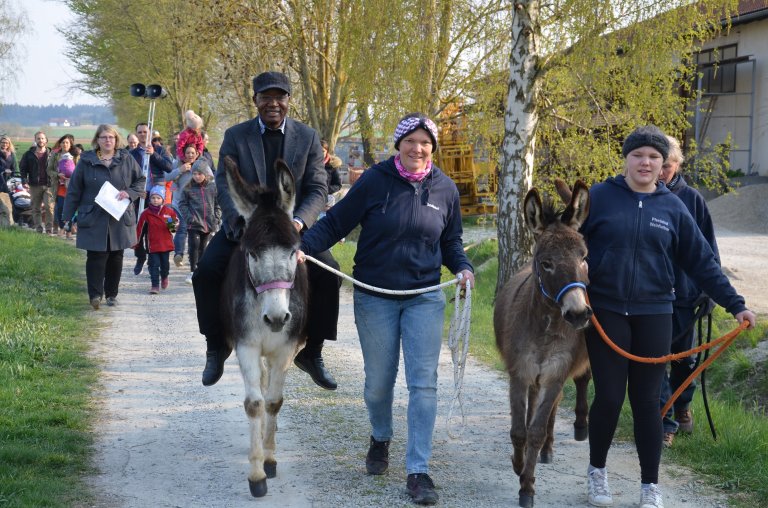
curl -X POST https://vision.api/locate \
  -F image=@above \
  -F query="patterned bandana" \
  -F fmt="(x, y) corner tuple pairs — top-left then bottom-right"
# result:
(393, 116), (439, 153)
(394, 154), (432, 182)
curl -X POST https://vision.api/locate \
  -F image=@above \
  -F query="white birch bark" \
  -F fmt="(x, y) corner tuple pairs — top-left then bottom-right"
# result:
(496, 0), (540, 293)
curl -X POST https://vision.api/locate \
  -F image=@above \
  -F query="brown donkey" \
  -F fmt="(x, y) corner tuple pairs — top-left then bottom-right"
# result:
(494, 181), (592, 507)
(219, 156), (309, 498)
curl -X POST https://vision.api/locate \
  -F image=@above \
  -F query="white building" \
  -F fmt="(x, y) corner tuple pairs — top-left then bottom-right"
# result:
(691, 1), (768, 176)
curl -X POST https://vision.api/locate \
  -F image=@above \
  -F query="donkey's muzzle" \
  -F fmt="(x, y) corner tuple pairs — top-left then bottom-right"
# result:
(263, 311), (292, 333)
(563, 305), (592, 330)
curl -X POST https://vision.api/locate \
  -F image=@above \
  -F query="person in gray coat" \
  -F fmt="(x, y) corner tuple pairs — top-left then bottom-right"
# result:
(63, 125), (146, 309)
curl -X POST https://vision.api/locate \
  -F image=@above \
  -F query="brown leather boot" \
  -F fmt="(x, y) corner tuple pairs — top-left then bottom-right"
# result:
(675, 409), (693, 433)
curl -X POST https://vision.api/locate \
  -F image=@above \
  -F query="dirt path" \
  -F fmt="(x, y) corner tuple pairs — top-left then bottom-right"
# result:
(84, 231), (766, 508)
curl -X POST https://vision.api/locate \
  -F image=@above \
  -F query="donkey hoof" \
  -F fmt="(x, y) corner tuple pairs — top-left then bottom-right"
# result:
(264, 460), (277, 479)
(574, 425), (589, 442)
(249, 478), (268, 497)
(539, 451), (553, 464)
(519, 492), (534, 507)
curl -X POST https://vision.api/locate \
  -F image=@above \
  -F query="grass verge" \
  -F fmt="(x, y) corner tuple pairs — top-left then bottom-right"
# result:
(0, 228), (97, 507)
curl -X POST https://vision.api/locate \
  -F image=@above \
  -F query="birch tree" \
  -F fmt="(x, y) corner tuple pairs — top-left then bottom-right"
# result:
(496, 0), (540, 292)
(496, 0), (738, 290)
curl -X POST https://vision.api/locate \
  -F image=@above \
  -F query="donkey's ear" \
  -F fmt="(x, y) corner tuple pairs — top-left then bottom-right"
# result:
(223, 155), (260, 219)
(561, 180), (590, 229)
(523, 188), (545, 235)
(554, 179), (572, 205)
(274, 159), (296, 216)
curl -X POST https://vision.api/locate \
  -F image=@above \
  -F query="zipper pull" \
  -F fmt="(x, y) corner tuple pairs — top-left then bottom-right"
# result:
(639, 200), (643, 209)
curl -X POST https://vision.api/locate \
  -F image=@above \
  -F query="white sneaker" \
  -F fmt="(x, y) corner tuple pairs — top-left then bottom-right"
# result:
(587, 467), (613, 506)
(640, 483), (664, 508)
(185, 274), (193, 285)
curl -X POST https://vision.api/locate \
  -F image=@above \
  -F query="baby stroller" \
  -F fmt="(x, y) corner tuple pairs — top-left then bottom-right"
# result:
(7, 177), (33, 227)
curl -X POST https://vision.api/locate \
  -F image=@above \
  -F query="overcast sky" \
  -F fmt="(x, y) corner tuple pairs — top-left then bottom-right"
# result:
(6, 0), (104, 106)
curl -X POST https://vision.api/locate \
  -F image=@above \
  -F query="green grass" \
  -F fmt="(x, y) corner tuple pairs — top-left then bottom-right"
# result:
(0, 227), (98, 507)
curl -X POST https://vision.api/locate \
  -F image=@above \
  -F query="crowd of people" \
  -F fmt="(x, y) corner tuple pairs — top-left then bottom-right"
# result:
(0, 71), (759, 508)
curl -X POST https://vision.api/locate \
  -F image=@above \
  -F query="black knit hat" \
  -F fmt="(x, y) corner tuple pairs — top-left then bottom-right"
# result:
(622, 125), (670, 160)
(252, 71), (291, 95)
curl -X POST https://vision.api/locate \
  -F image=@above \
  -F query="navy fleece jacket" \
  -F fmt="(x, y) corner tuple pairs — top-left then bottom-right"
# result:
(581, 175), (745, 316)
(301, 156), (472, 294)
(666, 176), (719, 308)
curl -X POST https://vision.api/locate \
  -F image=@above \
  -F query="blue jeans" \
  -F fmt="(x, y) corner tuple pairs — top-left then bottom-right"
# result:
(172, 205), (187, 257)
(148, 251), (170, 287)
(54, 194), (66, 229)
(660, 306), (697, 434)
(353, 288), (446, 475)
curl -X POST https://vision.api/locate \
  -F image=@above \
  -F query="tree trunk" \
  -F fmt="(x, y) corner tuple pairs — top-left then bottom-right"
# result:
(356, 102), (376, 166)
(496, 0), (541, 295)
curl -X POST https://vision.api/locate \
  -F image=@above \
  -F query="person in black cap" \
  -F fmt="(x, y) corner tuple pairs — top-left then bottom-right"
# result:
(192, 70), (341, 391)
(579, 125), (755, 508)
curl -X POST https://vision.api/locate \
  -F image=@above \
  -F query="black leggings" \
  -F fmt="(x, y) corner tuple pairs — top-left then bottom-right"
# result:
(585, 308), (671, 484)
(187, 230), (211, 273)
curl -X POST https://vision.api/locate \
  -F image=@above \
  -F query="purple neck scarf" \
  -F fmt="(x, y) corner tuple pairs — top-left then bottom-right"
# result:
(394, 154), (431, 183)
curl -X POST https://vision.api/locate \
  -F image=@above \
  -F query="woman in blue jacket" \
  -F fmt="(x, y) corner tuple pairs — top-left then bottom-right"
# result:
(581, 125), (756, 508)
(300, 113), (474, 506)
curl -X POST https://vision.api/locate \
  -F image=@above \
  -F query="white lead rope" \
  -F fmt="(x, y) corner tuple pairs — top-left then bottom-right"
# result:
(303, 254), (472, 438)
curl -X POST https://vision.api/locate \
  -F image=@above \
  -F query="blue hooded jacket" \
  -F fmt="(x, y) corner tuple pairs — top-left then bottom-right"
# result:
(301, 156), (472, 295)
(580, 175), (744, 316)
(666, 175), (719, 308)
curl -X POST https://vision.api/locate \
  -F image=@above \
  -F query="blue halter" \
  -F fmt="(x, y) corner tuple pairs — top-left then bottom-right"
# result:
(534, 259), (587, 304)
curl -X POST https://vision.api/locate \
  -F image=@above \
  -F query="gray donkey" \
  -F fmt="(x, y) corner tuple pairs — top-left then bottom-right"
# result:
(220, 156), (309, 498)
(494, 180), (592, 507)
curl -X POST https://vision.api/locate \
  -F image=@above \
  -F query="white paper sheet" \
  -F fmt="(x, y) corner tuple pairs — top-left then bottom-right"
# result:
(94, 181), (130, 220)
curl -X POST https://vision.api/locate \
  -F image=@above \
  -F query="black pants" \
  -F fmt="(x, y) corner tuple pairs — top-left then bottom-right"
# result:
(585, 308), (671, 485)
(187, 230), (211, 273)
(193, 231), (341, 351)
(86, 247), (124, 300)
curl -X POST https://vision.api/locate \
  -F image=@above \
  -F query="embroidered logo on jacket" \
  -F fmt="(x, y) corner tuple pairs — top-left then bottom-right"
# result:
(649, 217), (670, 232)
(426, 202), (440, 211)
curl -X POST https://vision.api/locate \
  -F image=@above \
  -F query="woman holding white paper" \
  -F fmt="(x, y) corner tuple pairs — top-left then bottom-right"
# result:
(63, 125), (146, 309)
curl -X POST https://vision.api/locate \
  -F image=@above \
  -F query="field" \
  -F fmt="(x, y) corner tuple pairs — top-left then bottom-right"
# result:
(3, 125), (131, 151)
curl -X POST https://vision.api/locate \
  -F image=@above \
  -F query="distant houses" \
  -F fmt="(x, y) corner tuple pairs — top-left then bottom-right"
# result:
(47, 118), (72, 127)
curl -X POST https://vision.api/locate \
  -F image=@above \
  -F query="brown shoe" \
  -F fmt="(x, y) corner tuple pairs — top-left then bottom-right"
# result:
(663, 432), (675, 448)
(675, 409), (693, 433)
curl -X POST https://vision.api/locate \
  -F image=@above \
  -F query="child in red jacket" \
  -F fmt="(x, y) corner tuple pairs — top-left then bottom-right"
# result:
(135, 186), (178, 294)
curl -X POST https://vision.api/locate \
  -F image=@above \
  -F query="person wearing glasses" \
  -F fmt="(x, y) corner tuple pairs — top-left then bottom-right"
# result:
(192, 71), (341, 390)
(63, 125), (146, 309)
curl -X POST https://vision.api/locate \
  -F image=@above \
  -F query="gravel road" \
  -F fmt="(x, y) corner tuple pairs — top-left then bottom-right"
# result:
(83, 229), (766, 507)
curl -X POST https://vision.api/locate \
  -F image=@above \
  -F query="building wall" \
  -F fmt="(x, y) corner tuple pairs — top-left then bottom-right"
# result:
(698, 18), (768, 175)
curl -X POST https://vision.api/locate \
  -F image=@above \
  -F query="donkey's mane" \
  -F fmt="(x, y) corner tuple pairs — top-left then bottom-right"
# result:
(540, 197), (566, 227)
(240, 189), (298, 251)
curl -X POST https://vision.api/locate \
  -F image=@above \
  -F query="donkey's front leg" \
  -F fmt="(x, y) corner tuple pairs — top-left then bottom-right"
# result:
(507, 375), (528, 478)
(237, 343), (268, 497)
(519, 383), (564, 508)
(573, 368), (591, 441)
(261, 347), (294, 479)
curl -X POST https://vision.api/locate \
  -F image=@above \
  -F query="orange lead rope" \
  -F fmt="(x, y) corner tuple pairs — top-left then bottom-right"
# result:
(586, 295), (749, 416)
